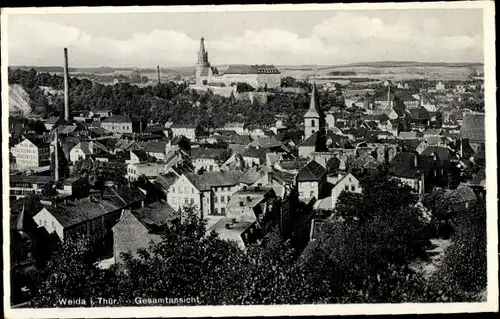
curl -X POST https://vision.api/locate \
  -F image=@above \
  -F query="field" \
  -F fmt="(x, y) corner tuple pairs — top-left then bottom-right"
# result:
(11, 61), (483, 83)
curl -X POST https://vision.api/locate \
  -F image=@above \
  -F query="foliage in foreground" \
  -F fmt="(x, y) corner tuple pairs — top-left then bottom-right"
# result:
(27, 170), (487, 306)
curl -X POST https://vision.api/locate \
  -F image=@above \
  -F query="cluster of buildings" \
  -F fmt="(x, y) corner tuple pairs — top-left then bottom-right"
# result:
(194, 37), (282, 90)
(9, 47), (486, 305)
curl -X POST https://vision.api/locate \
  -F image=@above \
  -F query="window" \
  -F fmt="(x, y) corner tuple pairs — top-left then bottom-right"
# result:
(214, 197), (218, 203)
(227, 196), (231, 202)
(172, 187), (175, 193)
(185, 187), (189, 193)
(191, 188), (194, 194)
(310, 191), (314, 197)
(184, 198), (188, 204)
(351, 185), (355, 191)
(214, 208), (219, 215)
(311, 120), (315, 127)
(349, 177), (352, 182)
(221, 196), (225, 203)
(190, 198), (194, 204)
(345, 184), (349, 191)
(221, 208), (226, 215)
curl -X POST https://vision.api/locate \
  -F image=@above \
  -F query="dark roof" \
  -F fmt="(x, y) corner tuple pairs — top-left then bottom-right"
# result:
(296, 160), (327, 182)
(143, 124), (164, 134)
(43, 198), (119, 228)
(224, 64), (280, 75)
(460, 113), (485, 142)
(101, 115), (132, 123)
(10, 175), (53, 184)
(132, 200), (179, 230)
(389, 152), (436, 178)
(299, 132), (319, 147)
(144, 141), (167, 154)
(154, 172), (179, 192)
(409, 107), (431, 120)
(421, 146), (451, 161)
(185, 170), (244, 191)
(170, 123), (199, 129)
(242, 146), (268, 159)
(24, 137), (50, 148)
(232, 134), (253, 145)
(102, 186), (146, 208)
(190, 147), (224, 160)
(469, 168), (486, 187)
(131, 150), (149, 162)
(45, 117), (62, 124)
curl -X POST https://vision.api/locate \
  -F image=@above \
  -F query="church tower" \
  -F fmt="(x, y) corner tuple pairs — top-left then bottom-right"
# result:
(197, 36), (209, 67)
(196, 36), (210, 85)
(304, 82), (325, 140)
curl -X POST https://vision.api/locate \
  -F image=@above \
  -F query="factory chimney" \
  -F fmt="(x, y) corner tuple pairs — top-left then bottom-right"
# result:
(54, 131), (60, 182)
(63, 48), (70, 122)
(157, 65), (161, 84)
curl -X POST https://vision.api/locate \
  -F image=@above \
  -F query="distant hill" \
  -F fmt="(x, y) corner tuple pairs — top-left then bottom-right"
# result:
(322, 61), (483, 68)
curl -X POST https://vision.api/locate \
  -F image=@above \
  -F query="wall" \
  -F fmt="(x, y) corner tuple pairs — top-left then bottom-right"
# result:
(298, 181), (318, 201)
(167, 175), (202, 216)
(112, 212), (163, 264)
(331, 174), (362, 208)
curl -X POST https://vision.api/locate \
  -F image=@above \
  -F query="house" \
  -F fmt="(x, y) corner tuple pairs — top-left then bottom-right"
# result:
(389, 152), (444, 195)
(58, 177), (91, 198)
(330, 173), (362, 209)
(459, 112), (485, 153)
(44, 117), (64, 131)
(298, 132), (327, 159)
(296, 160), (327, 202)
(143, 141), (168, 160)
(69, 141), (108, 163)
(9, 175), (54, 199)
(207, 186), (279, 249)
(468, 168), (486, 198)
(32, 196), (121, 243)
(153, 171), (180, 198)
(398, 131), (419, 140)
(169, 123), (200, 141)
(89, 109), (113, 119)
(126, 162), (165, 181)
(167, 170), (244, 220)
(112, 201), (179, 264)
(223, 122), (248, 135)
(126, 150), (149, 164)
(424, 128), (444, 137)
(242, 146), (269, 168)
(10, 137), (50, 170)
(101, 115), (134, 134)
(190, 147), (225, 172)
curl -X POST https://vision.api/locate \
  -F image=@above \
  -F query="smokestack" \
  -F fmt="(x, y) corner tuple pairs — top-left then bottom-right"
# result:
(63, 48), (70, 122)
(157, 66), (161, 84)
(54, 131), (59, 182)
(414, 153), (418, 168)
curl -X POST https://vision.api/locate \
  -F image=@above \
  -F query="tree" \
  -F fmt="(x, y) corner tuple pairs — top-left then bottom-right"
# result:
(427, 201), (487, 302)
(31, 235), (119, 307)
(326, 156), (341, 173)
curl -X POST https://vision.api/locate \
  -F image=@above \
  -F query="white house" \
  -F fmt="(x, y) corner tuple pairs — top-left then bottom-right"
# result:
(126, 162), (165, 181)
(69, 141), (107, 163)
(330, 173), (362, 208)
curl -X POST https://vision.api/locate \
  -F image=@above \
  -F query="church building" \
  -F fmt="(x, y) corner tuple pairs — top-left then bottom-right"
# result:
(195, 36), (219, 85)
(298, 83), (327, 158)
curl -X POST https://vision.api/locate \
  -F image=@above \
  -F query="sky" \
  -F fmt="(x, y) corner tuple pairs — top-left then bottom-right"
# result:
(7, 8), (485, 68)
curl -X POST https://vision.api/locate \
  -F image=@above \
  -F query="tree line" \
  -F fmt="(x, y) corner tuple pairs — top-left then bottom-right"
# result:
(8, 69), (347, 130)
(17, 166), (486, 307)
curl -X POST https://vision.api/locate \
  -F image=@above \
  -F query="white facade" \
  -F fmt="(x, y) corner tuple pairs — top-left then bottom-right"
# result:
(126, 163), (164, 181)
(298, 181), (319, 201)
(33, 208), (65, 241)
(331, 173), (362, 208)
(193, 158), (221, 172)
(167, 175), (206, 218)
(171, 127), (197, 141)
(11, 138), (50, 170)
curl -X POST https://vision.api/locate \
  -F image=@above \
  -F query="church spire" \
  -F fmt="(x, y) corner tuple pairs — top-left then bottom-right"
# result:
(304, 81), (321, 118)
(198, 36), (209, 66)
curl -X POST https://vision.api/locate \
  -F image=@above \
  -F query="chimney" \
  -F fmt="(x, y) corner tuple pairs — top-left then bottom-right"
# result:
(157, 65), (161, 84)
(63, 48), (70, 122)
(54, 131), (60, 182)
(414, 153), (418, 167)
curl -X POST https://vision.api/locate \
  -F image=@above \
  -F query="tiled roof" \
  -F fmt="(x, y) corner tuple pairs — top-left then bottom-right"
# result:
(185, 170), (244, 191)
(43, 198), (119, 228)
(460, 113), (485, 142)
(101, 115), (132, 123)
(190, 147), (224, 160)
(45, 117), (62, 124)
(133, 200), (179, 230)
(389, 152), (435, 178)
(224, 64), (280, 75)
(10, 175), (53, 184)
(296, 160), (327, 182)
(242, 146), (268, 159)
(102, 186), (146, 208)
(154, 171), (179, 192)
(170, 123), (199, 129)
(469, 169), (486, 187)
(409, 108), (431, 120)
(144, 141), (167, 154)
(421, 146), (451, 161)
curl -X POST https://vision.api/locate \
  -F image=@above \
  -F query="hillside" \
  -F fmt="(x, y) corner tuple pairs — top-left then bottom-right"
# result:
(9, 84), (32, 116)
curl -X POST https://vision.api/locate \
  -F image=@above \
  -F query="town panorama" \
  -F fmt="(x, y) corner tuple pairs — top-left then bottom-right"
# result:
(6, 5), (488, 310)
